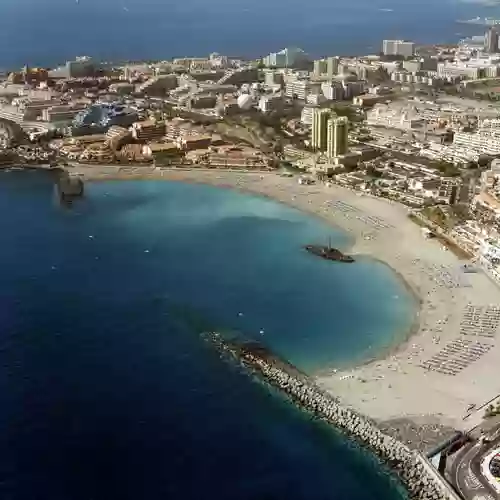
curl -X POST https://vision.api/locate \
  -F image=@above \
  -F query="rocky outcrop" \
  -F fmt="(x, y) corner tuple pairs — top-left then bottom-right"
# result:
(57, 173), (84, 200)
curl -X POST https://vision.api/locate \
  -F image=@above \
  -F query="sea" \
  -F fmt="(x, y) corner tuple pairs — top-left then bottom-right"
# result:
(0, 0), (497, 69)
(0, 171), (417, 500)
(0, 0), (491, 496)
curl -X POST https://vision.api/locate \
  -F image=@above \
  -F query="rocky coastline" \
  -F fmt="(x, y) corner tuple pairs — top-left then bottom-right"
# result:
(206, 333), (459, 500)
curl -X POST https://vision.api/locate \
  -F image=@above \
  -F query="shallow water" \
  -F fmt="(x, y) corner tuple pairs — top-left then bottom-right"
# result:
(0, 172), (411, 500)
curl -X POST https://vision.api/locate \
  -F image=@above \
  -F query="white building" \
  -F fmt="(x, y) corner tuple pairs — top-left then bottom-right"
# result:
(453, 129), (500, 156)
(367, 103), (426, 129)
(342, 80), (365, 98)
(263, 47), (309, 68)
(437, 57), (500, 80)
(258, 95), (283, 113)
(382, 40), (415, 57)
(263, 70), (283, 87)
(285, 79), (318, 100)
(479, 238), (500, 282)
(391, 72), (437, 86)
(306, 93), (326, 105)
(300, 105), (316, 125)
(321, 82), (344, 100)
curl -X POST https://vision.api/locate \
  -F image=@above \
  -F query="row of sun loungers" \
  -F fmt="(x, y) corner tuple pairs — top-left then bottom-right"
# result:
(420, 338), (493, 376)
(329, 200), (394, 230)
(459, 304), (500, 339)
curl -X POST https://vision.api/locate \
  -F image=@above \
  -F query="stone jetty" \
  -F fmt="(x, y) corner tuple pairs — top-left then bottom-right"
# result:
(206, 335), (459, 500)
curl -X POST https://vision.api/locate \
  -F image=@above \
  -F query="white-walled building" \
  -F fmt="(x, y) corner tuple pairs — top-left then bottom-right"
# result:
(258, 95), (283, 113)
(321, 82), (344, 100)
(285, 79), (319, 100)
(453, 129), (500, 156)
(382, 40), (415, 57)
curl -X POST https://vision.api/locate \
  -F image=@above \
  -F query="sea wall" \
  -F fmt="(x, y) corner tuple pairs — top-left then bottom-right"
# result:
(209, 336), (458, 500)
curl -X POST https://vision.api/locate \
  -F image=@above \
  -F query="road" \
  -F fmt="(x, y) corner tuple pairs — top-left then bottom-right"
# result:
(450, 438), (499, 500)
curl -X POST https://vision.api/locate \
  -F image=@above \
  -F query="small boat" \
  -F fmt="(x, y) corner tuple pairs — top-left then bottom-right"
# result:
(304, 238), (355, 263)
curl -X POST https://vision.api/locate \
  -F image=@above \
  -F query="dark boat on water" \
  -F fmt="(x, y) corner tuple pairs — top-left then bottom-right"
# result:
(304, 238), (355, 263)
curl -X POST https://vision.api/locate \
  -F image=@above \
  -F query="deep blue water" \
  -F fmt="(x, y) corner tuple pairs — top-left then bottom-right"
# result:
(0, 171), (414, 500)
(0, 0), (497, 69)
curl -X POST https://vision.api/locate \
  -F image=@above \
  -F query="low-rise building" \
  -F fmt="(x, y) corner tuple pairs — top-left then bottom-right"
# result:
(80, 142), (113, 162)
(451, 222), (485, 255)
(258, 95), (283, 113)
(472, 190), (500, 221)
(300, 105), (316, 125)
(118, 143), (152, 162)
(105, 126), (132, 150)
(42, 104), (87, 123)
(186, 145), (269, 169)
(145, 142), (183, 157)
(408, 176), (461, 204)
(283, 145), (311, 160)
(176, 134), (212, 151)
(187, 94), (217, 110)
(321, 82), (344, 101)
(453, 129), (500, 156)
(109, 82), (135, 95)
(479, 237), (500, 282)
(285, 79), (319, 101)
(131, 120), (166, 141)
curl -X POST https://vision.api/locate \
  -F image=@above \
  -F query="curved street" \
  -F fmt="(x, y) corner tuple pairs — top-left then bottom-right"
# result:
(449, 436), (500, 500)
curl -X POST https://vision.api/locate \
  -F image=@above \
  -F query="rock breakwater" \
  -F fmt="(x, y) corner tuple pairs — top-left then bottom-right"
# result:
(207, 335), (459, 500)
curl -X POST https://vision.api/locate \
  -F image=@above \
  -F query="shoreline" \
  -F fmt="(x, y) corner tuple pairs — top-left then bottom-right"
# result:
(77, 165), (424, 367)
(64, 166), (500, 437)
(204, 333), (460, 500)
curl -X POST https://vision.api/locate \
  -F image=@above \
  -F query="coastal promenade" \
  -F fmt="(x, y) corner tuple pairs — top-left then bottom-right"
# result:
(71, 165), (500, 442)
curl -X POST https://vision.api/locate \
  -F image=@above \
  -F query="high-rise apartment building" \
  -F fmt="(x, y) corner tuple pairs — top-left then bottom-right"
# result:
(313, 59), (328, 77)
(311, 108), (331, 151)
(382, 40), (414, 57)
(327, 57), (340, 78)
(485, 28), (499, 54)
(312, 56), (340, 78)
(327, 116), (349, 158)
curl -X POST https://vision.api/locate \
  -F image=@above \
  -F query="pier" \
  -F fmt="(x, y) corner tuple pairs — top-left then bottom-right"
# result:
(206, 335), (460, 500)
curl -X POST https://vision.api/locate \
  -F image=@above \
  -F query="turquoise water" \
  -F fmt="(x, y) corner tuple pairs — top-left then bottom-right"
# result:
(81, 178), (416, 372)
(0, 172), (412, 500)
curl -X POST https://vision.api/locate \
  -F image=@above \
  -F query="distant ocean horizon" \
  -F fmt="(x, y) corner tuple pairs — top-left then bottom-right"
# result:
(0, 0), (496, 69)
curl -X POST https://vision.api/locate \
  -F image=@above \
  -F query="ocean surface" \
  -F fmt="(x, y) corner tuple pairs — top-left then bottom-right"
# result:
(0, 171), (415, 500)
(0, 0), (497, 68)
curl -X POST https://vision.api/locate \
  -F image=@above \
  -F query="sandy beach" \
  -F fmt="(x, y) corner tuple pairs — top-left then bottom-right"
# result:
(73, 165), (500, 441)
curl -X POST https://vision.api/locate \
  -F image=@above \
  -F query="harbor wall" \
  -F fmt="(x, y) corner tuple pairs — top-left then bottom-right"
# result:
(212, 337), (459, 500)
